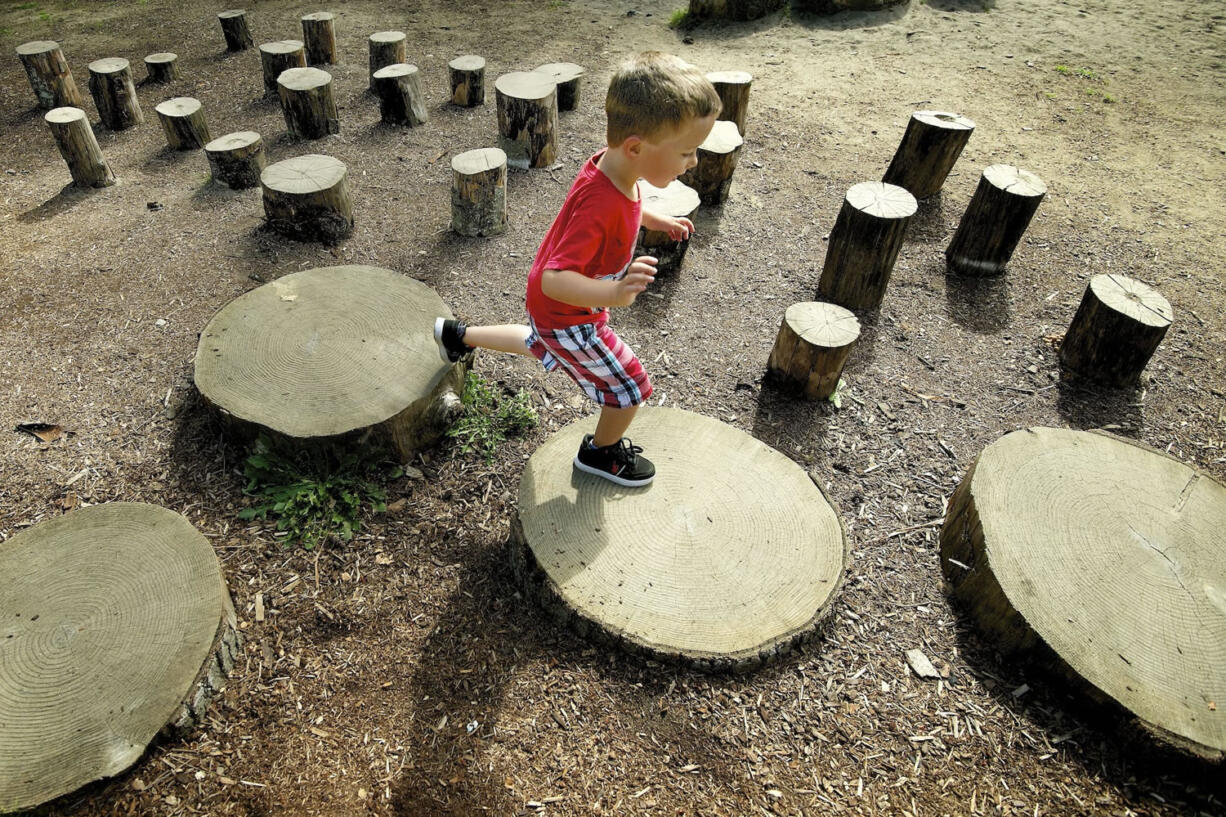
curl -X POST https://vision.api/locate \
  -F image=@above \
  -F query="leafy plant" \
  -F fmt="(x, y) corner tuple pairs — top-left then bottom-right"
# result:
(828, 378), (847, 410)
(447, 372), (538, 462)
(668, 8), (689, 28)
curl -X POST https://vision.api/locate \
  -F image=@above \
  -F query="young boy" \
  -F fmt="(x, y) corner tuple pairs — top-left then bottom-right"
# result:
(435, 52), (720, 487)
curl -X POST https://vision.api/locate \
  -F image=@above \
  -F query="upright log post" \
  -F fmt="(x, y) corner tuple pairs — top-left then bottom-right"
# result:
(368, 31), (406, 91)
(817, 182), (917, 311)
(945, 165), (1046, 276)
(88, 58), (143, 131)
(449, 55), (486, 107)
(205, 131), (266, 189)
(495, 71), (558, 170)
(44, 107), (115, 188)
(706, 70), (752, 136)
(143, 52), (179, 83)
(260, 154), (353, 243)
(259, 40), (306, 96)
(678, 119), (743, 205)
(371, 64), (428, 127)
(1059, 274), (1173, 387)
(767, 302), (861, 401)
(635, 180), (700, 274)
(217, 9), (254, 52)
(301, 12), (337, 65)
(882, 111), (975, 199)
(450, 147), (508, 237)
(534, 62), (584, 111)
(17, 40), (83, 109)
(155, 97), (211, 150)
(277, 66), (338, 138)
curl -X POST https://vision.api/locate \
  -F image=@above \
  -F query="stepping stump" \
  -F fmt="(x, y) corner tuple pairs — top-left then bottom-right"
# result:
(767, 302), (861, 401)
(260, 153), (352, 242)
(301, 11), (337, 65)
(511, 407), (848, 672)
(1059, 274), (1173, 387)
(372, 63), (428, 127)
(534, 62), (584, 111)
(44, 107), (115, 188)
(946, 164), (1046, 276)
(259, 40), (306, 96)
(634, 179), (700, 274)
(882, 110), (975, 199)
(205, 130), (265, 189)
(689, 0), (785, 21)
(143, 52), (179, 83)
(368, 30), (406, 91)
(817, 181), (917, 311)
(706, 69), (752, 136)
(495, 71), (558, 169)
(218, 9), (254, 52)
(278, 66), (339, 139)
(451, 147), (507, 237)
(155, 96), (211, 150)
(0, 502), (240, 812)
(940, 427), (1226, 761)
(17, 40), (83, 109)
(448, 54), (486, 107)
(679, 119), (743, 205)
(88, 57), (142, 131)
(194, 265), (467, 460)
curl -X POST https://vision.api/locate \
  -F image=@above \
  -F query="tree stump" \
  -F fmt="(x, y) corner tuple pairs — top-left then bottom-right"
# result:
(217, 9), (253, 52)
(945, 164), (1047, 276)
(1059, 274), (1173, 387)
(451, 147), (507, 237)
(0, 502), (240, 812)
(706, 69), (752, 136)
(44, 106), (115, 188)
(678, 119), (743, 205)
(817, 181), (917, 311)
(260, 154), (353, 242)
(301, 11), (337, 65)
(277, 66), (339, 139)
(511, 407), (848, 672)
(205, 130), (265, 189)
(767, 302), (861, 401)
(634, 179), (700, 274)
(882, 110), (975, 199)
(372, 63), (428, 127)
(495, 71), (558, 170)
(194, 265), (468, 461)
(17, 40), (83, 109)
(688, 0), (786, 21)
(448, 54), (486, 107)
(941, 427), (1226, 761)
(143, 52), (179, 83)
(534, 62), (584, 111)
(259, 40), (306, 96)
(368, 31), (406, 91)
(87, 57), (142, 131)
(796, 0), (909, 11)
(155, 97), (211, 151)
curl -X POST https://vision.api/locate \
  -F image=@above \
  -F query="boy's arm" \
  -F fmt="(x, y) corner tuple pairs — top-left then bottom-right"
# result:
(542, 257), (658, 309)
(641, 207), (695, 241)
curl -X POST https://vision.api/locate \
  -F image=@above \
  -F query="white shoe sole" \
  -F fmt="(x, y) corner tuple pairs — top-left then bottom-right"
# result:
(432, 317), (451, 363)
(573, 456), (655, 487)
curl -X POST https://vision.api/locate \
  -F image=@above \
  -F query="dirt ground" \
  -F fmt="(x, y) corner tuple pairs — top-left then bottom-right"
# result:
(2, 0), (1224, 815)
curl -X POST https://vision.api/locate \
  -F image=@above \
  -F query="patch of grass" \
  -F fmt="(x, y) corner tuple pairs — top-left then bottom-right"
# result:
(16, 1), (38, 9)
(828, 378), (848, 410)
(668, 8), (689, 28)
(447, 371), (538, 462)
(37, 10), (51, 21)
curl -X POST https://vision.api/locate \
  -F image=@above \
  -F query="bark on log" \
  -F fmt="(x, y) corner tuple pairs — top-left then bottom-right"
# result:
(17, 40), (83, 109)
(368, 31), (406, 91)
(87, 57), (142, 131)
(372, 63), (428, 127)
(945, 164), (1046, 276)
(277, 66), (339, 139)
(635, 179), (700, 274)
(706, 69), (752, 136)
(259, 40), (305, 95)
(217, 9), (253, 52)
(882, 110), (975, 199)
(143, 52), (179, 83)
(260, 154), (352, 242)
(817, 181), (917, 311)
(678, 119), (743, 205)
(300, 12), (337, 65)
(688, 0), (786, 21)
(534, 62), (584, 111)
(448, 55), (486, 107)
(495, 71), (558, 169)
(450, 147), (507, 237)
(767, 302), (861, 400)
(44, 106), (115, 188)
(1059, 274), (1173, 387)
(205, 130), (265, 189)
(796, 0), (909, 11)
(155, 96), (211, 150)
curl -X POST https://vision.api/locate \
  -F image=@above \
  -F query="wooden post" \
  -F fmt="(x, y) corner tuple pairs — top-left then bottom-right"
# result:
(535, 62), (584, 111)
(706, 70), (752, 136)
(1059, 274), (1173, 387)
(678, 119), (743, 205)
(17, 40), (83, 109)
(635, 180), (700, 274)
(946, 164), (1046, 276)
(689, 0), (785, 21)
(88, 58), (143, 131)
(495, 72), (558, 170)
(259, 40), (306, 96)
(143, 52), (179, 83)
(44, 107), (115, 188)
(368, 31), (406, 91)
(261, 154), (353, 243)
(882, 111), (974, 199)
(277, 66), (338, 139)
(205, 130), (265, 188)
(449, 55), (486, 107)
(767, 302), (861, 401)
(301, 12), (337, 65)
(451, 147), (508, 237)
(817, 181), (917, 311)
(371, 64), (428, 127)
(217, 9), (254, 52)
(155, 97), (211, 150)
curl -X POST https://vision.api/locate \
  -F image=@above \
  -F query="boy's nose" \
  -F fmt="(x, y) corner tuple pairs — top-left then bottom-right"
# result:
(686, 155), (698, 170)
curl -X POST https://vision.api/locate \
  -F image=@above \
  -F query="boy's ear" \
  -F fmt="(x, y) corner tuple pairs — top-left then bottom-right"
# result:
(620, 135), (643, 157)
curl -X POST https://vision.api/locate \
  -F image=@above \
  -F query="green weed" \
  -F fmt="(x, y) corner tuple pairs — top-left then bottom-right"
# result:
(16, 2), (38, 9)
(828, 378), (847, 410)
(447, 371), (538, 462)
(668, 8), (689, 28)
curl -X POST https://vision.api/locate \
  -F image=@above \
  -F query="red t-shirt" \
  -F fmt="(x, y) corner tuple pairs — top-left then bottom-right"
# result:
(525, 151), (642, 330)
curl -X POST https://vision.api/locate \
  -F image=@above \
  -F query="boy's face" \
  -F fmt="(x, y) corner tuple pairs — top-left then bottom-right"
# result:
(634, 114), (718, 188)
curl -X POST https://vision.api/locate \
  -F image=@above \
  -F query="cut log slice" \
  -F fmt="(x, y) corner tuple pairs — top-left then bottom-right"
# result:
(193, 265), (467, 460)
(45, 106), (115, 188)
(144, 52), (179, 83)
(946, 164), (1047, 276)
(205, 130), (266, 189)
(277, 66), (339, 139)
(495, 71), (558, 169)
(368, 31), (406, 91)
(0, 502), (240, 812)
(259, 40), (306, 95)
(512, 407), (848, 671)
(817, 181), (917, 311)
(87, 57), (143, 131)
(301, 11), (337, 65)
(767, 301), (861, 401)
(678, 119), (743, 205)
(940, 427), (1226, 761)
(17, 40), (83, 109)
(706, 69), (752, 136)
(449, 54), (486, 107)
(372, 63), (428, 127)
(534, 62), (584, 111)
(882, 110), (975, 199)
(451, 147), (508, 237)
(1059, 274), (1173, 387)
(155, 96), (211, 151)
(260, 153), (352, 242)
(218, 9), (254, 52)
(634, 179), (700, 274)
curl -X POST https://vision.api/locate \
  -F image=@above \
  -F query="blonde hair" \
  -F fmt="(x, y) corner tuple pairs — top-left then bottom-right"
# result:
(605, 52), (722, 145)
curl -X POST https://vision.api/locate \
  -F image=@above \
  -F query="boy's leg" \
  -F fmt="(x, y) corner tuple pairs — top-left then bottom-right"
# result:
(592, 404), (638, 448)
(464, 325), (533, 356)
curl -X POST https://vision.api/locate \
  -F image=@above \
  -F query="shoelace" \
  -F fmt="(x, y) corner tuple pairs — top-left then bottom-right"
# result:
(614, 438), (643, 466)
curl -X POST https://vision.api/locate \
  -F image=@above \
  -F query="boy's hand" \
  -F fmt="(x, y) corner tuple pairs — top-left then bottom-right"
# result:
(662, 216), (695, 241)
(612, 256), (658, 306)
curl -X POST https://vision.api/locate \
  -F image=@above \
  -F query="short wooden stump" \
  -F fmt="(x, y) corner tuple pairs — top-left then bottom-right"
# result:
(369, 31), (406, 91)
(259, 39), (306, 95)
(495, 71), (558, 169)
(278, 66), (338, 139)
(679, 119), (743, 205)
(205, 130), (266, 189)
(451, 147), (508, 237)
(818, 181), (917, 311)
(300, 11), (337, 65)
(155, 96), (211, 150)
(706, 69), (752, 136)
(372, 63), (428, 127)
(45, 106), (115, 188)
(512, 407), (848, 672)
(767, 302), (861, 401)
(87, 57), (142, 131)
(260, 153), (353, 242)
(218, 9), (253, 52)
(17, 39), (83, 109)
(882, 110), (975, 199)
(1059, 274), (1173, 386)
(534, 62), (584, 111)
(144, 52), (179, 83)
(448, 54), (486, 107)
(635, 179), (700, 274)
(946, 164), (1047, 276)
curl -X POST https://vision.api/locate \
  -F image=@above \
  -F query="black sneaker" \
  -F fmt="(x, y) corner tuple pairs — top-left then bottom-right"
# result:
(573, 434), (656, 487)
(433, 317), (470, 363)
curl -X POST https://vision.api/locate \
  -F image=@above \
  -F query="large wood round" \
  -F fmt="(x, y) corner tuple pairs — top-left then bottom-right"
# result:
(0, 503), (239, 811)
(512, 407), (848, 671)
(941, 428), (1226, 760)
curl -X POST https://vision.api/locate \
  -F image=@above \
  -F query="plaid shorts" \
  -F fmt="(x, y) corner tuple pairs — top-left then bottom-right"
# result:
(526, 319), (653, 408)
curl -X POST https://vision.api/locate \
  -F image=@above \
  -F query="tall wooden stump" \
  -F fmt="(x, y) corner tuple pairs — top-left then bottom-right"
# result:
(368, 31), (406, 91)
(218, 9), (254, 52)
(260, 154), (352, 242)
(678, 119), (743, 205)
(259, 40), (306, 96)
(0, 503), (240, 812)
(1059, 274), (1173, 387)
(45, 107), (115, 188)
(205, 130), (265, 189)
(17, 40), (83, 109)
(495, 71), (558, 170)
(535, 62), (584, 111)
(301, 12), (337, 65)
(941, 427), (1226, 761)
(818, 181), (917, 311)
(372, 63), (428, 127)
(194, 265), (468, 461)
(278, 66), (339, 139)
(513, 408), (848, 671)
(688, 0), (785, 21)
(451, 147), (507, 237)
(706, 69), (752, 136)
(155, 97), (211, 150)
(143, 52), (179, 83)
(635, 179), (700, 274)
(449, 55), (486, 107)
(87, 58), (142, 131)
(882, 110), (975, 199)
(767, 302), (861, 401)
(946, 164), (1046, 276)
